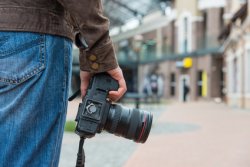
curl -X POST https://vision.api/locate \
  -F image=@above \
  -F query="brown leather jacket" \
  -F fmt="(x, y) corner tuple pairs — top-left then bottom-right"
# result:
(0, 0), (118, 73)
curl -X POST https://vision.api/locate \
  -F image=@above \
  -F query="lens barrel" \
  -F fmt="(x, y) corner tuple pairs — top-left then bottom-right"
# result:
(104, 104), (153, 143)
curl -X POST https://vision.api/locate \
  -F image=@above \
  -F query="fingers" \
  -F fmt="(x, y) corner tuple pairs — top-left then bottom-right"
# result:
(80, 67), (127, 102)
(80, 71), (92, 98)
(107, 67), (127, 102)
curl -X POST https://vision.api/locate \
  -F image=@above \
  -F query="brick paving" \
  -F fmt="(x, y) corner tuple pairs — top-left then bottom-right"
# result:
(60, 100), (250, 167)
(124, 102), (250, 167)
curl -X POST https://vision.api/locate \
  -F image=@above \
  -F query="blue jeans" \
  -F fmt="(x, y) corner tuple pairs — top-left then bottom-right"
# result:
(0, 32), (73, 167)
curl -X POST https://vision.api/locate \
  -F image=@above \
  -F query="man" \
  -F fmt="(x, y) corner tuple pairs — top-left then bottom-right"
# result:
(0, 0), (127, 167)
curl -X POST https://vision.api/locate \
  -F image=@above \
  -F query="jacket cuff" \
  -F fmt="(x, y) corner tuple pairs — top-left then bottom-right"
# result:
(79, 41), (118, 73)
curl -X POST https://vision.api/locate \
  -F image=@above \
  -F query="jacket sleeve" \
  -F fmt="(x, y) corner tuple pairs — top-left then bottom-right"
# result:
(57, 0), (118, 73)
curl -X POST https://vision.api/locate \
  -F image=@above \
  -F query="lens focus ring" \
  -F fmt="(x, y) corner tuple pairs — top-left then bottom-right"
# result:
(109, 107), (121, 134)
(127, 109), (140, 139)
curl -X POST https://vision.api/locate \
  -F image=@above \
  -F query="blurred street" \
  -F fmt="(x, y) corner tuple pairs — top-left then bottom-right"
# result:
(63, 1), (250, 165)
(59, 100), (250, 167)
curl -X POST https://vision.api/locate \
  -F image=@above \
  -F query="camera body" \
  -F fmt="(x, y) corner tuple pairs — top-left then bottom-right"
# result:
(75, 73), (153, 143)
(75, 73), (118, 138)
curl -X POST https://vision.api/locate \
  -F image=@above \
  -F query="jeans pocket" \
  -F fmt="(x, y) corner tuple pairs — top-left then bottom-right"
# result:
(0, 32), (46, 85)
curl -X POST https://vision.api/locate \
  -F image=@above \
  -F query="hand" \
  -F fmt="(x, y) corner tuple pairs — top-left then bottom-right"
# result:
(80, 67), (127, 102)
(107, 67), (127, 102)
(80, 70), (92, 98)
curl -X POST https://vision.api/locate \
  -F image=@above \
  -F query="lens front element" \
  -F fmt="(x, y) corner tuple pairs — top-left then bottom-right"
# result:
(105, 105), (153, 143)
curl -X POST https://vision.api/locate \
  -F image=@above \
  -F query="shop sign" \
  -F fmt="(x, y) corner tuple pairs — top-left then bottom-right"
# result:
(176, 57), (193, 68)
(183, 57), (192, 68)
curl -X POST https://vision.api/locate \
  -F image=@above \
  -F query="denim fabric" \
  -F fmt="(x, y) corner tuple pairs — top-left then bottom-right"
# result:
(0, 32), (73, 167)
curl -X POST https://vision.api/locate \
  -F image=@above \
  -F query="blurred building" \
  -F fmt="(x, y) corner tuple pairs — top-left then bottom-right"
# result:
(219, 0), (250, 109)
(108, 0), (225, 102)
(70, 0), (250, 107)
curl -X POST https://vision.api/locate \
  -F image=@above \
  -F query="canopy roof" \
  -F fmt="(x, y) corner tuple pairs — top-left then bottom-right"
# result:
(103, 0), (170, 27)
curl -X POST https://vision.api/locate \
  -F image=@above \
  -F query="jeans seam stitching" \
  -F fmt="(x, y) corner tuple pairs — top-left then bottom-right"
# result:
(0, 35), (46, 84)
(51, 38), (68, 167)
(0, 38), (42, 59)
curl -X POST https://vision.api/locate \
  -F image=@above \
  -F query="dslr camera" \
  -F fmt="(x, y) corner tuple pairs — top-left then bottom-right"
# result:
(75, 73), (153, 143)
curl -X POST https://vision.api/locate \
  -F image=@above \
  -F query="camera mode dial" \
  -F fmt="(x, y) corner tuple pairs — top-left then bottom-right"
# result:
(86, 103), (97, 115)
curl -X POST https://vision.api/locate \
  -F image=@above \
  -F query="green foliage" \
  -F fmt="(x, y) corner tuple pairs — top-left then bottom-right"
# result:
(64, 121), (76, 132)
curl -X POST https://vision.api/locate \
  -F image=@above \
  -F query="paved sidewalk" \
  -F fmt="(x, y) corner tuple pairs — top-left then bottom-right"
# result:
(123, 102), (250, 167)
(60, 101), (250, 167)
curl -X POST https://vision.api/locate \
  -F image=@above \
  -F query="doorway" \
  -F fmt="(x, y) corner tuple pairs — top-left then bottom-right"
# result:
(179, 75), (190, 102)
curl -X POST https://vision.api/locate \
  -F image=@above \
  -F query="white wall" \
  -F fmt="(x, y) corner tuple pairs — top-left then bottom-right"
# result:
(198, 0), (226, 10)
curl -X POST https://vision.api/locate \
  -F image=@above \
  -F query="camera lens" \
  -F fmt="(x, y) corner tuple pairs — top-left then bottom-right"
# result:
(104, 104), (153, 143)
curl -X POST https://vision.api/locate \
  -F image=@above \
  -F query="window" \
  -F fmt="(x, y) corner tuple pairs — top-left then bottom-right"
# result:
(202, 11), (207, 49)
(170, 73), (176, 96)
(197, 71), (203, 96)
(233, 58), (238, 93)
(240, 0), (247, 4)
(197, 70), (208, 97)
(247, 49), (250, 93)
(183, 17), (188, 53)
(145, 40), (156, 60)
(171, 21), (175, 53)
(219, 8), (224, 29)
(178, 12), (192, 53)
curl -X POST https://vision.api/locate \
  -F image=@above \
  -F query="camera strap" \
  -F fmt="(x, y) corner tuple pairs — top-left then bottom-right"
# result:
(68, 89), (81, 101)
(76, 137), (86, 167)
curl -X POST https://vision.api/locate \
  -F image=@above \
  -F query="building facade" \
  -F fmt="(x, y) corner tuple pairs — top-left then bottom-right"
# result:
(219, 0), (250, 109)
(112, 0), (225, 102)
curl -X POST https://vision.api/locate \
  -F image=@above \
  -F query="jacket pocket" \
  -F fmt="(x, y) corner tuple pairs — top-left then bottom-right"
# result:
(0, 32), (46, 85)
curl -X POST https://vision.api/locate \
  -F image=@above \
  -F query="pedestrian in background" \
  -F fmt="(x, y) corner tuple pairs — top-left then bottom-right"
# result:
(183, 79), (190, 102)
(143, 71), (164, 103)
(0, 1), (126, 167)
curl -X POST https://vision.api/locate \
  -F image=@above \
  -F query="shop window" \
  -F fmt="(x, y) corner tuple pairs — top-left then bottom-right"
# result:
(220, 68), (225, 97)
(233, 58), (238, 93)
(197, 70), (208, 97)
(170, 73), (176, 96)
(197, 71), (202, 96)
